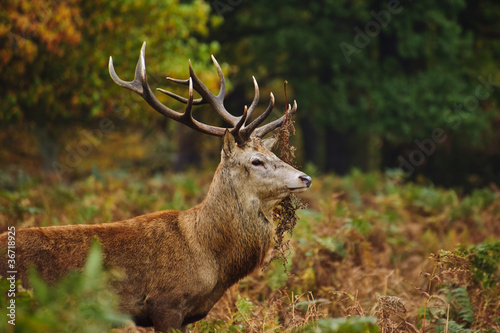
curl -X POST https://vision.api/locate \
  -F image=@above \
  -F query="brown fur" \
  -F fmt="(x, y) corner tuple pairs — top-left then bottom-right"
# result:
(0, 133), (311, 332)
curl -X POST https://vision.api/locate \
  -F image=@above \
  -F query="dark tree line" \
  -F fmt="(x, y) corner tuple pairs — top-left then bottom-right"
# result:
(210, 0), (500, 188)
(1, 0), (499, 188)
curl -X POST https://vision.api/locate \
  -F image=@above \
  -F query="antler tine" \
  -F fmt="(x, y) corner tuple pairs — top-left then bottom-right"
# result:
(252, 100), (297, 139)
(109, 42), (226, 137)
(109, 45), (146, 95)
(183, 77), (195, 117)
(166, 77), (189, 85)
(211, 55), (226, 100)
(109, 42), (182, 121)
(181, 78), (226, 135)
(187, 57), (240, 125)
(158, 75), (205, 105)
(157, 86), (204, 105)
(231, 105), (248, 144)
(240, 92), (275, 140)
(245, 76), (260, 124)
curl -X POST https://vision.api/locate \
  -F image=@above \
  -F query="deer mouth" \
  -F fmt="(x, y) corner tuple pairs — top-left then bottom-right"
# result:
(288, 186), (309, 193)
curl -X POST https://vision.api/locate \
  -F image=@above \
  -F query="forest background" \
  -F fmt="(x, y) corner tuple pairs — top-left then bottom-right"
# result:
(1, 0), (500, 332)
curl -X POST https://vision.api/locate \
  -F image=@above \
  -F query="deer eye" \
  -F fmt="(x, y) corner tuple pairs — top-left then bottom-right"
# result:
(251, 158), (264, 167)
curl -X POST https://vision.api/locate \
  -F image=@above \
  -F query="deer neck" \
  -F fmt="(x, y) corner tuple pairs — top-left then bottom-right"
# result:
(187, 165), (274, 285)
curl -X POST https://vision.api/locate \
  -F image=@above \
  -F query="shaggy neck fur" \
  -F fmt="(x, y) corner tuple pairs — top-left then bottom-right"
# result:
(189, 162), (274, 287)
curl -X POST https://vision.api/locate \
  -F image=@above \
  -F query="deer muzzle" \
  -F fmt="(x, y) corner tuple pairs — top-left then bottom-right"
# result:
(299, 175), (312, 188)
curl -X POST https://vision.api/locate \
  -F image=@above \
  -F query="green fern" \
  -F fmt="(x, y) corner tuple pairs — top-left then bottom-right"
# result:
(435, 319), (473, 333)
(233, 295), (256, 324)
(193, 319), (227, 333)
(301, 316), (379, 333)
(448, 287), (475, 324)
(457, 240), (500, 289)
(1, 241), (130, 333)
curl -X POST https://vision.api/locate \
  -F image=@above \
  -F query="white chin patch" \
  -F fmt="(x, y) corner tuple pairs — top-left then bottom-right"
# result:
(289, 187), (307, 193)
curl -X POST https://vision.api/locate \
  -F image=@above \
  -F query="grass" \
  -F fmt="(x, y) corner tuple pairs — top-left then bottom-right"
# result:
(1, 165), (500, 332)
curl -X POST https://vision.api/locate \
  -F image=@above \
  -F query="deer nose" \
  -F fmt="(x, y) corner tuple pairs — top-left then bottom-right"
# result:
(299, 175), (312, 188)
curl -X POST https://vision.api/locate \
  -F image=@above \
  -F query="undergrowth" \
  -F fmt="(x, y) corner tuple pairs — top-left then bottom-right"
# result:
(1, 166), (499, 332)
(0, 242), (129, 333)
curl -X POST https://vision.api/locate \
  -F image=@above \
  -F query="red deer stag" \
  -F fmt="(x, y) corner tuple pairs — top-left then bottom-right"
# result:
(0, 42), (311, 332)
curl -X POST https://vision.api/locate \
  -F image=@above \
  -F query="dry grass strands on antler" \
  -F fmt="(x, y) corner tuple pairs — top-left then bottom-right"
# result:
(275, 81), (297, 166)
(263, 81), (307, 272)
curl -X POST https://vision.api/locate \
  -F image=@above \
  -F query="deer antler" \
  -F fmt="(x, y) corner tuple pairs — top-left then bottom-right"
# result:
(108, 42), (296, 144)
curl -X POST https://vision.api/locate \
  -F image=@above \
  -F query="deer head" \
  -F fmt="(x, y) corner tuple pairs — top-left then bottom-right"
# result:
(218, 133), (311, 213)
(108, 42), (311, 208)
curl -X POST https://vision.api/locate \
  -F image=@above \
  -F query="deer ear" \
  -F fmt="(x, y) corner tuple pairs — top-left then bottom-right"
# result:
(222, 130), (236, 158)
(262, 136), (277, 151)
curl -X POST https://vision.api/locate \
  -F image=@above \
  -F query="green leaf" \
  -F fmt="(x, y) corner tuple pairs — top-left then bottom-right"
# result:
(233, 295), (255, 323)
(301, 316), (380, 333)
